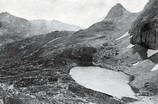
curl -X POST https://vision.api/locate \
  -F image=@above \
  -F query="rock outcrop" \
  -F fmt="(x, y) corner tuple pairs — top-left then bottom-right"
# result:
(130, 0), (158, 50)
(127, 0), (158, 101)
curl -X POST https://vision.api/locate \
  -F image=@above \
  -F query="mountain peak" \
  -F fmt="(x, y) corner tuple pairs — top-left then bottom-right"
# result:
(105, 3), (129, 20)
(115, 3), (124, 9)
(0, 12), (16, 19)
(112, 3), (127, 12)
(0, 12), (11, 16)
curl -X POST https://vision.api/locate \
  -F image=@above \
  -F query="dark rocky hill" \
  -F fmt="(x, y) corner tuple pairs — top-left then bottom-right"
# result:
(0, 12), (32, 45)
(130, 0), (158, 50)
(124, 0), (158, 103)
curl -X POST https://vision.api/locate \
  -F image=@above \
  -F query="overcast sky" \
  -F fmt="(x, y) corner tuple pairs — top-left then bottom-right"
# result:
(0, 0), (148, 27)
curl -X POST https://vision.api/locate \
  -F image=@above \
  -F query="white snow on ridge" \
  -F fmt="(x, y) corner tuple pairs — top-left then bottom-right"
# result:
(43, 37), (62, 47)
(151, 64), (158, 71)
(127, 44), (134, 48)
(116, 32), (129, 40)
(70, 66), (136, 99)
(133, 61), (140, 66)
(147, 49), (158, 57)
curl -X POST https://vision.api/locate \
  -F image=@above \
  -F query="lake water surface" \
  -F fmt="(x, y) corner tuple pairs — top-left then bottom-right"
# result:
(70, 66), (136, 99)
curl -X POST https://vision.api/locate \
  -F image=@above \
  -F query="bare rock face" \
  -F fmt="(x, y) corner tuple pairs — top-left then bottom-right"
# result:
(130, 0), (158, 50)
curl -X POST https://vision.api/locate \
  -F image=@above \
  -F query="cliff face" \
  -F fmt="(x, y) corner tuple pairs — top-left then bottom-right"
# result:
(130, 0), (158, 50)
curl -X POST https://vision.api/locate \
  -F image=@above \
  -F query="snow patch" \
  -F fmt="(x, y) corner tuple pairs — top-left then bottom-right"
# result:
(147, 49), (158, 57)
(151, 64), (158, 71)
(127, 44), (134, 48)
(70, 66), (136, 99)
(133, 62), (140, 66)
(43, 37), (62, 47)
(116, 32), (129, 40)
(129, 36), (133, 38)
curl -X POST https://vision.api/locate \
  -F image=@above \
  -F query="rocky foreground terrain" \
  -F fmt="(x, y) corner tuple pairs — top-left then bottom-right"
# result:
(0, 0), (158, 104)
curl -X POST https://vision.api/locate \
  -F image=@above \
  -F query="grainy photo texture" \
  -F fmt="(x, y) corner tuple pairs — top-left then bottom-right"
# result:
(1, 0), (158, 104)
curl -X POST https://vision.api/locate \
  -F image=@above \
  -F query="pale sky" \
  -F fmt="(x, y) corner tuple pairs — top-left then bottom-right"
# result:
(0, 0), (148, 27)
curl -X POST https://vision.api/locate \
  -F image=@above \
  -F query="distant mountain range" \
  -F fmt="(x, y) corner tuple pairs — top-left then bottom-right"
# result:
(30, 19), (82, 35)
(0, 12), (82, 45)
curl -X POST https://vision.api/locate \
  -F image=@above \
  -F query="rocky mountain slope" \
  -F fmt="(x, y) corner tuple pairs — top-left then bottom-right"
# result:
(120, 0), (158, 103)
(66, 3), (138, 48)
(130, 0), (158, 50)
(0, 31), (123, 104)
(0, 12), (32, 45)
(0, 12), (81, 45)
(0, 3), (147, 104)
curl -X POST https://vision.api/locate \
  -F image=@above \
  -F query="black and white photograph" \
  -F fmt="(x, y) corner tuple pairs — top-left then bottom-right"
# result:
(0, 0), (158, 104)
